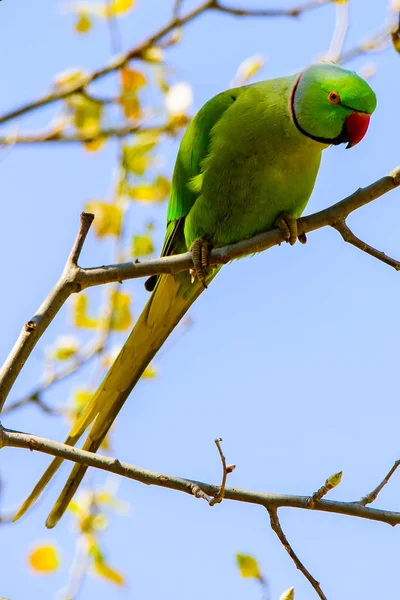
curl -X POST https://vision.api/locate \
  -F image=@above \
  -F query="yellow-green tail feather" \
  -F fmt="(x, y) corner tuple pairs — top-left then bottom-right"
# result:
(15, 271), (211, 526)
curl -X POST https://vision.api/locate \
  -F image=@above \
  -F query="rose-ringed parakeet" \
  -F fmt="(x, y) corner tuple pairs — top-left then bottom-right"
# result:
(15, 63), (376, 527)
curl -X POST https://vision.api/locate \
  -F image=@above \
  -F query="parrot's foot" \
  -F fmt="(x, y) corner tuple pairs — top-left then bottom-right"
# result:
(275, 213), (306, 246)
(190, 239), (210, 288)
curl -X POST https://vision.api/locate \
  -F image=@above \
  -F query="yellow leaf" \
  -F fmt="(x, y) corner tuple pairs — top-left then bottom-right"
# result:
(236, 554), (261, 580)
(68, 94), (103, 137)
(73, 294), (99, 329)
(84, 136), (106, 153)
(102, 0), (134, 17)
(142, 364), (157, 379)
(122, 132), (159, 174)
(121, 67), (146, 91)
(142, 46), (164, 63)
(75, 12), (92, 33)
(108, 290), (133, 331)
(28, 544), (60, 574)
(54, 68), (88, 89)
(52, 335), (80, 361)
(234, 55), (265, 85)
(333, 0), (348, 3)
(132, 234), (154, 256)
(280, 588), (295, 600)
(128, 175), (170, 203)
(90, 543), (126, 587)
(85, 201), (122, 237)
(119, 68), (146, 120)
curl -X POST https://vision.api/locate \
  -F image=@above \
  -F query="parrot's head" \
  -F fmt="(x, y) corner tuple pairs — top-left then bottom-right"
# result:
(291, 63), (377, 149)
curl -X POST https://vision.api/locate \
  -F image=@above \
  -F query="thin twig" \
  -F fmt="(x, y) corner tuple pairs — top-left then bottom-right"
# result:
(339, 25), (391, 64)
(2, 340), (105, 416)
(0, 0), (330, 128)
(358, 460), (400, 507)
(0, 168), (399, 416)
(0, 124), (169, 145)
(268, 508), (327, 600)
(209, 438), (233, 506)
(2, 425), (400, 526)
(212, 0), (330, 18)
(332, 220), (400, 271)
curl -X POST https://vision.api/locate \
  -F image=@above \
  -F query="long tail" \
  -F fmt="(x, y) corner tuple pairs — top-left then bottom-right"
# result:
(14, 271), (208, 527)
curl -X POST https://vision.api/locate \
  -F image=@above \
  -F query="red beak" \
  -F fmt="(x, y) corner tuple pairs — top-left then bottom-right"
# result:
(345, 112), (371, 148)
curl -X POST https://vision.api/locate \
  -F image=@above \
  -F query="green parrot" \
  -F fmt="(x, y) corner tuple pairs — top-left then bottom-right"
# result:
(14, 63), (376, 528)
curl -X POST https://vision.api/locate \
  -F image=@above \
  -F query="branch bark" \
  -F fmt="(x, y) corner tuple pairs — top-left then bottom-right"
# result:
(2, 424), (400, 526)
(1, 167), (399, 415)
(0, 0), (328, 128)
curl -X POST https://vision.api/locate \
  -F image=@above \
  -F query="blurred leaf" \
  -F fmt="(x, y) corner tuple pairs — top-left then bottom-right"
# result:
(28, 544), (60, 574)
(142, 46), (164, 62)
(53, 67), (88, 89)
(120, 67), (146, 90)
(128, 175), (170, 202)
(73, 294), (99, 329)
(75, 12), (92, 33)
(142, 364), (157, 379)
(119, 67), (146, 120)
(85, 201), (122, 237)
(234, 55), (264, 85)
(332, 0), (348, 3)
(131, 233), (154, 256)
(69, 93), (103, 137)
(103, 0), (134, 17)
(122, 132), (159, 175)
(72, 389), (94, 412)
(90, 542), (125, 586)
(108, 290), (133, 331)
(165, 82), (193, 116)
(52, 335), (80, 361)
(84, 136), (106, 153)
(236, 554), (261, 580)
(280, 588), (295, 600)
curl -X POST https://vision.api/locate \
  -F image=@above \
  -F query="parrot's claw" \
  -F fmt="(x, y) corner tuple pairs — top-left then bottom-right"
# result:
(190, 239), (210, 288)
(275, 212), (301, 246)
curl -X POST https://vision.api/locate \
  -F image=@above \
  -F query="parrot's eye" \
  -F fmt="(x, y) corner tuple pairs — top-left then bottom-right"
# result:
(328, 91), (340, 104)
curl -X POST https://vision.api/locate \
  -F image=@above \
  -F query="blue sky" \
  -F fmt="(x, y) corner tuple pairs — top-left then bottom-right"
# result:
(1, 0), (400, 599)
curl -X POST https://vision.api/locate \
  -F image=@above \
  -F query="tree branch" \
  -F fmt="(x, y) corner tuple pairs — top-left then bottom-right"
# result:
(0, 0), (330, 128)
(1, 168), (399, 416)
(268, 508), (327, 600)
(2, 424), (400, 526)
(0, 212), (94, 413)
(358, 460), (400, 507)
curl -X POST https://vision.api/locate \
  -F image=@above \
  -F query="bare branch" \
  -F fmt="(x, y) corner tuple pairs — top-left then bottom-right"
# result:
(358, 460), (400, 507)
(2, 424), (400, 526)
(209, 438), (234, 505)
(0, 124), (168, 145)
(0, 212), (94, 413)
(0, 0), (330, 128)
(332, 220), (400, 271)
(268, 508), (327, 600)
(1, 168), (399, 417)
(212, 0), (330, 18)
